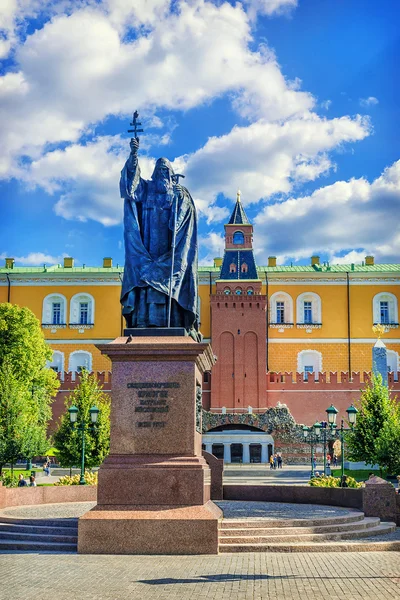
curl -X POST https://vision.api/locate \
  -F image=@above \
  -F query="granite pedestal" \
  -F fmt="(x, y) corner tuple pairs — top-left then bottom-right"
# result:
(78, 336), (222, 555)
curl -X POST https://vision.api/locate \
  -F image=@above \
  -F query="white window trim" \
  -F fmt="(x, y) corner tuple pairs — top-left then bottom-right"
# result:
(68, 350), (92, 379)
(69, 293), (95, 328)
(387, 350), (399, 380)
(297, 349), (323, 375)
(269, 292), (293, 325)
(373, 292), (398, 326)
(296, 292), (322, 326)
(42, 293), (67, 328)
(46, 350), (64, 380)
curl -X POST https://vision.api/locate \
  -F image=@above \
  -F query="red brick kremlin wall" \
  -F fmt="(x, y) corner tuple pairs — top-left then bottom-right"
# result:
(51, 370), (400, 432)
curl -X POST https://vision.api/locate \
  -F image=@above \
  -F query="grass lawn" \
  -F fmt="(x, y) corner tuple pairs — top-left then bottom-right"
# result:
(331, 468), (387, 481)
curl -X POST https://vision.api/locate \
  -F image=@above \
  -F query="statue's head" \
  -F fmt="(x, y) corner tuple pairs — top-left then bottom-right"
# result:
(151, 158), (175, 193)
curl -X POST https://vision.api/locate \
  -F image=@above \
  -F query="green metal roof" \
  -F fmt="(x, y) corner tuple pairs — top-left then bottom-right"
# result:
(257, 264), (400, 273)
(0, 263), (399, 275)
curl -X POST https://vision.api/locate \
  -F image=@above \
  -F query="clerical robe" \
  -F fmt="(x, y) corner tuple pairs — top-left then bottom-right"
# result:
(120, 154), (199, 333)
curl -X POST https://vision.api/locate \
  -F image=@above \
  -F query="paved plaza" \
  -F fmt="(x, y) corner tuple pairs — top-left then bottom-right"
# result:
(0, 501), (399, 599)
(1, 550), (399, 600)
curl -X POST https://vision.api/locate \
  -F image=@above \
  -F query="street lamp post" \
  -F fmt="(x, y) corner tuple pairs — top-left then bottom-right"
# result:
(337, 404), (358, 480)
(324, 403), (358, 480)
(68, 404), (100, 485)
(303, 404), (343, 478)
(302, 421), (322, 478)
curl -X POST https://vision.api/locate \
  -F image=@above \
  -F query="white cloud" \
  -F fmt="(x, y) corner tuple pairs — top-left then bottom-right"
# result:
(17, 111), (370, 228)
(0, 0), (314, 176)
(245, 0), (298, 20)
(0, 251), (68, 266)
(254, 160), (400, 264)
(359, 96), (379, 107)
(180, 113), (370, 211)
(19, 135), (155, 226)
(198, 231), (225, 265)
(320, 100), (332, 110)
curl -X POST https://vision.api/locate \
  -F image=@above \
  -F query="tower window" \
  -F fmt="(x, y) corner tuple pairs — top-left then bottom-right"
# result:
(223, 287), (231, 295)
(276, 301), (285, 324)
(247, 287), (254, 295)
(229, 263), (236, 273)
(235, 288), (242, 295)
(241, 263), (248, 273)
(233, 231), (244, 245)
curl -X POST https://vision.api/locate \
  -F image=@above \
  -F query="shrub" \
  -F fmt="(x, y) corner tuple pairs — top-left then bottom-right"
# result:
(309, 475), (361, 488)
(1, 471), (19, 487)
(54, 471), (98, 486)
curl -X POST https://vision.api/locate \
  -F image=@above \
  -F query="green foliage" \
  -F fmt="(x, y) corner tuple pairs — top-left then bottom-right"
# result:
(0, 471), (19, 488)
(346, 374), (397, 469)
(309, 475), (361, 488)
(0, 304), (59, 472)
(374, 405), (400, 475)
(54, 471), (98, 486)
(54, 369), (110, 469)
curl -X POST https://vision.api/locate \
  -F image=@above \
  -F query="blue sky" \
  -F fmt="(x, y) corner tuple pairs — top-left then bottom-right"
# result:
(0, 0), (399, 268)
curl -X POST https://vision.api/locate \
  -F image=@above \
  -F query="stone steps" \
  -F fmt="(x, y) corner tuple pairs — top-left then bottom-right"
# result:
(0, 522), (78, 536)
(0, 539), (77, 552)
(221, 513), (364, 529)
(0, 517), (78, 553)
(219, 510), (399, 553)
(220, 520), (396, 545)
(220, 516), (380, 537)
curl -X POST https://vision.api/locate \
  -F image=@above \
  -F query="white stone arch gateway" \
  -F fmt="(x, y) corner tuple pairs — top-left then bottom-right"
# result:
(202, 427), (274, 464)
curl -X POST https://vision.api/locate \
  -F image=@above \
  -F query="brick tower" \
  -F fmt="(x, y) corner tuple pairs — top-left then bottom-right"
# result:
(210, 191), (267, 411)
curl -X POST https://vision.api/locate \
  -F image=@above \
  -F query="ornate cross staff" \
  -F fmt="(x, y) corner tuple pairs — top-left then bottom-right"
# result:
(128, 110), (144, 140)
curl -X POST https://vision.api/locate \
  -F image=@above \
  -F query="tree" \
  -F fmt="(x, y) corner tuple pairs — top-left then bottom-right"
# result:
(374, 405), (400, 475)
(347, 374), (398, 470)
(54, 370), (110, 469)
(0, 304), (59, 472)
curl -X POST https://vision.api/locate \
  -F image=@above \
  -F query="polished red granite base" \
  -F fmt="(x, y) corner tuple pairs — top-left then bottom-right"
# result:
(78, 336), (220, 555)
(78, 501), (222, 555)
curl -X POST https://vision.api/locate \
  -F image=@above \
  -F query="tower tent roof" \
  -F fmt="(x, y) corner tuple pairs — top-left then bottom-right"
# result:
(228, 190), (250, 225)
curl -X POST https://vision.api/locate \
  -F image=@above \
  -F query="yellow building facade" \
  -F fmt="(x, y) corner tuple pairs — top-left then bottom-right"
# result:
(0, 255), (399, 377)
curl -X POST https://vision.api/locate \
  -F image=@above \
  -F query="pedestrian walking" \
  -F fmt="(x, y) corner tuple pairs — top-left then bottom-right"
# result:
(333, 455), (338, 467)
(269, 455), (274, 469)
(273, 454), (277, 469)
(277, 453), (283, 469)
(313, 456), (317, 471)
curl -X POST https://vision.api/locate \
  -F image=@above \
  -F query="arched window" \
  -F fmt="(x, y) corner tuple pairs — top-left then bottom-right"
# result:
(42, 294), (67, 328)
(387, 350), (399, 381)
(235, 288), (243, 295)
(68, 350), (92, 378)
(70, 293), (95, 327)
(373, 292), (398, 326)
(296, 292), (322, 324)
(247, 287), (254, 295)
(46, 350), (64, 379)
(233, 231), (244, 245)
(223, 287), (231, 295)
(241, 263), (248, 273)
(269, 292), (293, 325)
(297, 350), (322, 381)
(229, 263), (236, 273)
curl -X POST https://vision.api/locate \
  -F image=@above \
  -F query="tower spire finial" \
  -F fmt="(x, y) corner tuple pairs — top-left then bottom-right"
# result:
(237, 189), (241, 202)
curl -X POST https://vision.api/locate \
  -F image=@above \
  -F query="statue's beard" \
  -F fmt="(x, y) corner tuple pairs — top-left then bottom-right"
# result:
(155, 178), (171, 194)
